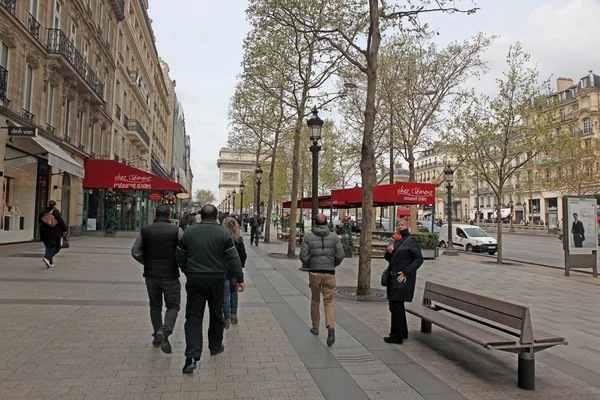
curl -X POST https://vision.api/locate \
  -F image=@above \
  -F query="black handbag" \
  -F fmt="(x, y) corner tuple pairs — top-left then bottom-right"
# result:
(381, 268), (389, 287)
(60, 236), (70, 249)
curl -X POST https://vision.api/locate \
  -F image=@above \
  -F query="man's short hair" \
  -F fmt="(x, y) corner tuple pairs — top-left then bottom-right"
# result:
(315, 213), (328, 225)
(48, 200), (57, 208)
(201, 204), (218, 220)
(156, 204), (171, 218)
(573, 213), (578, 217)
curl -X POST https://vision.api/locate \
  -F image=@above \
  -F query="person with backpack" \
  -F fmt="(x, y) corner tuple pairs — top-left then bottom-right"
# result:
(38, 200), (68, 268)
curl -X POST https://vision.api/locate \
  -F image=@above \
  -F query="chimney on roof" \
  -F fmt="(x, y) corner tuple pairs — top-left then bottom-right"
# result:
(557, 77), (573, 93)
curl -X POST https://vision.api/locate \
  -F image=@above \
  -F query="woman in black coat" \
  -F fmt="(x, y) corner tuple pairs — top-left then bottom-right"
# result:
(38, 200), (67, 268)
(383, 218), (424, 344)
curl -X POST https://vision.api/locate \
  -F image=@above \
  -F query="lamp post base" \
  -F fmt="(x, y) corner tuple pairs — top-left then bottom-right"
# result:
(443, 247), (459, 256)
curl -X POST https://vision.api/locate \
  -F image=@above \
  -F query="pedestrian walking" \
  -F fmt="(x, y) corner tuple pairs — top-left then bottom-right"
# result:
(179, 208), (193, 231)
(38, 200), (68, 268)
(221, 217), (247, 328)
(299, 213), (344, 347)
(131, 204), (183, 354)
(176, 204), (245, 374)
(383, 218), (423, 344)
(243, 215), (249, 232)
(250, 213), (262, 246)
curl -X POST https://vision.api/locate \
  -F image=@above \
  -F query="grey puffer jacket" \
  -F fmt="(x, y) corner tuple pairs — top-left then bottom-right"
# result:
(299, 224), (344, 274)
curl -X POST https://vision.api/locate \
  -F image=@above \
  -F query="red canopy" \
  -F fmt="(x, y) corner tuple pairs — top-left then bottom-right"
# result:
(83, 159), (186, 192)
(331, 182), (435, 206)
(282, 196), (340, 209)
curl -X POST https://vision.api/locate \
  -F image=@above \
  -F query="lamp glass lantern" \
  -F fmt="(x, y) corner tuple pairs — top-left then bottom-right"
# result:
(444, 165), (454, 183)
(255, 166), (263, 181)
(232, 189), (236, 196)
(239, 182), (245, 193)
(307, 107), (324, 141)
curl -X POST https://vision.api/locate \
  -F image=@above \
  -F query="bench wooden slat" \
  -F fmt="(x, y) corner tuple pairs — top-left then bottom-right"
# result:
(406, 303), (517, 347)
(533, 329), (565, 344)
(425, 291), (524, 331)
(425, 282), (526, 319)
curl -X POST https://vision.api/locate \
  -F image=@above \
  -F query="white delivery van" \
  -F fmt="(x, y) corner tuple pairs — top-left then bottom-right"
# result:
(438, 224), (498, 255)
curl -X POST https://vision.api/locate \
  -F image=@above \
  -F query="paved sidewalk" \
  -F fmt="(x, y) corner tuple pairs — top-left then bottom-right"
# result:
(0, 234), (599, 399)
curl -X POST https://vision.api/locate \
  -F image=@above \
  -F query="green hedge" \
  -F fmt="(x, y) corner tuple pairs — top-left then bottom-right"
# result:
(411, 232), (439, 249)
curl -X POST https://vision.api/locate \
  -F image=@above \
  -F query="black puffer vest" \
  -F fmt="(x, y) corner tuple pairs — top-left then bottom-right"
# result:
(141, 217), (180, 279)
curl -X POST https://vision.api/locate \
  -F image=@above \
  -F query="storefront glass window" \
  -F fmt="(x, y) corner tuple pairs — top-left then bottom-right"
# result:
(1, 148), (38, 243)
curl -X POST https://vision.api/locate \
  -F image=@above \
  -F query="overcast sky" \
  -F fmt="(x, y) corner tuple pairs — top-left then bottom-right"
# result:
(148, 0), (600, 202)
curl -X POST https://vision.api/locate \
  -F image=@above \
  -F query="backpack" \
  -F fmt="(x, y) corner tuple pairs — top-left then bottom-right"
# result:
(41, 209), (58, 228)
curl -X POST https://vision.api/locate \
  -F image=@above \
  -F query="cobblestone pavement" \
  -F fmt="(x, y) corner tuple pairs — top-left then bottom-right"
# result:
(0, 233), (599, 400)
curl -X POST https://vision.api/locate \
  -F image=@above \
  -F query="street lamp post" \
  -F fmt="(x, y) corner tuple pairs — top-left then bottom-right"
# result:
(227, 192), (231, 213)
(307, 107), (323, 219)
(255, 166), (263, 216)
(239, 182), (245, 216)
(443, 161), (458, 256)
(509, 200), (514, 232)
(232, 189), (237, 215)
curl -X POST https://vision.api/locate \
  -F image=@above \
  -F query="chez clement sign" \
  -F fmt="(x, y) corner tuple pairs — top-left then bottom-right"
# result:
(82, 159), (186, 192)
(331, 182), (436, 205)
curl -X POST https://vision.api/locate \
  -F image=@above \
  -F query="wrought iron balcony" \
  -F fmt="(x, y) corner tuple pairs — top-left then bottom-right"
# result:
(90, 152), (96, 159)
(86, 5), (92, 18)
(123, 114), (129, 128)
(28, 14), (41, 39)
(1, 0), (16, 14)
(115, 104), (121, 121)
(126, 119), (150, 146)
(46, 29), (104, 99)
(118, 53), (124, 64)
(97, 26), (103, 37)
(114, 153), (119, 161)
(45, 124), (55, 135)
(108, 0), (125, 21)
(22, 109), (34, 122)
(64, 135), (71, 143)
(0, 66), (8, 103)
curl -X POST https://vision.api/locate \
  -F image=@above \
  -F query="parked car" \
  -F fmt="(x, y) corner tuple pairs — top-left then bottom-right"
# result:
(417, 221), (440, 234)
(439, 224), (497, 255)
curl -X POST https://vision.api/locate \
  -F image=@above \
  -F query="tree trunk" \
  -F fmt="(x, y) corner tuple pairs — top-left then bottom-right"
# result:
(496, 199), (503, 264)
(264, 131), (280, 243)
(357, 0), (381, 296)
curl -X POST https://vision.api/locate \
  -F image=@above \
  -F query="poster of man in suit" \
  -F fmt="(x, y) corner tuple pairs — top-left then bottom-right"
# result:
(567, 198), (598, 254)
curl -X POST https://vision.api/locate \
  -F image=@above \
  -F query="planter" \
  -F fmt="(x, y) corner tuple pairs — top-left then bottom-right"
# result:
(422, 247), (438, 260)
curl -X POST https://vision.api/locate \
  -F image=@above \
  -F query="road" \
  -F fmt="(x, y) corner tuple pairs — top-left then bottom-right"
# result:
(486, 232), (564, 267)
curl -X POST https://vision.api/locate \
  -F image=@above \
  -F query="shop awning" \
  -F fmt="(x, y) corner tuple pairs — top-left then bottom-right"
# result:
(331, 182), (436, 206)
(31, 135), (84, 178)
(83, 159), (186, 192)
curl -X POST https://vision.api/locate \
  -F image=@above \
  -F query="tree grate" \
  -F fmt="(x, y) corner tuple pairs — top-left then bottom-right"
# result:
(334, 286), (388, 303)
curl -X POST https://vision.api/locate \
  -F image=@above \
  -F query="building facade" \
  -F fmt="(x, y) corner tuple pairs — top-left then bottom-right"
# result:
(0, 0), (190, 244)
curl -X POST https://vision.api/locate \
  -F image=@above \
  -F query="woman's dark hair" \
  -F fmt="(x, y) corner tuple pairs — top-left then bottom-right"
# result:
(48, 200), (57, 208)
(155, 204), (171, 218)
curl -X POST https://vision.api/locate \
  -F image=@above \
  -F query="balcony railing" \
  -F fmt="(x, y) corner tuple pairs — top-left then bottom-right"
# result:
(46, 29), (104, 98)
(45, 124), (55, 135)
(114, 153), (119, 161)
(64, 135), (71, 143)
(108, 0), (125, 21)
(86, 5), (92, 18)
(21, 109), (34, 122)
(115, 104), (121, 121)
(0, 66), (8, 103)
(123, 114), (129, 128)
(126, 119), (150, 146)
(28, 14), (40, 39)
(118, 53), (124, 64)
(97, 26), (103, 37)
(1, 0), (16, 14)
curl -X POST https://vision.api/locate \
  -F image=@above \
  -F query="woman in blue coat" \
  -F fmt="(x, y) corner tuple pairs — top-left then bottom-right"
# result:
(383, 218), (423, 344)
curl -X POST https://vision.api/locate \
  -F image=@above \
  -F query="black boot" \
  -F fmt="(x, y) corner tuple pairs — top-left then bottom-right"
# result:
(383, 336), (403, 344)
(182, 358), (197, 373)
(156, 331), (172, 354)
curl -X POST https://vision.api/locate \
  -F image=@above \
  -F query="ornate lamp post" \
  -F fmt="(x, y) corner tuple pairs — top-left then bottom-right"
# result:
(239, 182), (245, 215)
(227, 192), (231, 213)
(232, 189), (236, 215)
(255, 166), (263, 216)
(443, 161), (458, 256)
(307, 107), (324, 219)
(509, 200), (515, 232)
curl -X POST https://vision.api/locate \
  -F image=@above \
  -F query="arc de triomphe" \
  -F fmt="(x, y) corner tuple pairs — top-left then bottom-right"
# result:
(216, 148), (258, 203)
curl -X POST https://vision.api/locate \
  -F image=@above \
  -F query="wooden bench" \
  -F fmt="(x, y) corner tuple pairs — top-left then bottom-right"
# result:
(405, 282), (567, 390)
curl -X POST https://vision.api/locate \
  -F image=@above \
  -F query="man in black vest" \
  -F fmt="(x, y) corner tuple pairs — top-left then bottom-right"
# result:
(132, 204), (183, 354)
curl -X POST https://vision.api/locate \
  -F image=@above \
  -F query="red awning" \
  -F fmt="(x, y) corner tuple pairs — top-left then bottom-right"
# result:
(331, 182), (435, 206)
(282, 196), (333, 209)
(83, 159), (186, 192)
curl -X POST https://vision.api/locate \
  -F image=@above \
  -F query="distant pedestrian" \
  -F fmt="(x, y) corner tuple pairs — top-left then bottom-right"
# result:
(243, 215), (249, 232)
(179, 208), (193, 231)
(299, 214), (344, 347)
(131, 204), (183, 354)
(383, 218), (423, 344)
(38, 200), (67, 268)
(176, 204), (245, 374)
(221, 217), (247, 328)
(250, 214), (262, 246)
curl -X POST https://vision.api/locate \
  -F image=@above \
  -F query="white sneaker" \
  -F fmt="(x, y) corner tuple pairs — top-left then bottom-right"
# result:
(43, 258), (52, 268)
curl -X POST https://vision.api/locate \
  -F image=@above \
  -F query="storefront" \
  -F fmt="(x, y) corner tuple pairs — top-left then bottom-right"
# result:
(82, 159), (186, 233)
(545, 198), (559, 230)
(1, 131), (84, 244)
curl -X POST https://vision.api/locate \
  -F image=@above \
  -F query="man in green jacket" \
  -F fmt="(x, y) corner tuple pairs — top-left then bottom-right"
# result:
(176, 204), (245, 374)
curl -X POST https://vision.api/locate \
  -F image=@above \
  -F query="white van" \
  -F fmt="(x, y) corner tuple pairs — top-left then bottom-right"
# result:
(438, 224), (498, 255)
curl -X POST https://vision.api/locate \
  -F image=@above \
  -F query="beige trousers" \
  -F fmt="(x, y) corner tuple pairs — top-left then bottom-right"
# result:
(309, 272), (336, 329)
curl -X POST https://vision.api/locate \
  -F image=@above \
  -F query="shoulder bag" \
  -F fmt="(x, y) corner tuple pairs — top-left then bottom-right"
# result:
(41, 210), (58, 228)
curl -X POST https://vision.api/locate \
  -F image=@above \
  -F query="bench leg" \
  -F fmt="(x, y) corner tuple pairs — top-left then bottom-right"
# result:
(518, 351), (535, 390)
(421, 319), (432, 334)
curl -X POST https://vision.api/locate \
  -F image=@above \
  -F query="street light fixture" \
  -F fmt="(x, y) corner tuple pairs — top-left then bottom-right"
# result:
(227, 192), (231, 214)
(443, 160), (458, 256)
(509, 200), (514, 232)
(239, 182), (245, 216)
(307, 107), (324, 219)
(232, 189), (237, 215)
(255, 165), (263, 216)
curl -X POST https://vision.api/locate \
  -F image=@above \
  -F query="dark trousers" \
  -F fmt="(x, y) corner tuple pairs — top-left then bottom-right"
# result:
(145, 278), (181, 337)
(43, 239), (61, 264)
(389, 301), (408, 339)
(184, 276), (226, 359)
(250, 228), (259, 245)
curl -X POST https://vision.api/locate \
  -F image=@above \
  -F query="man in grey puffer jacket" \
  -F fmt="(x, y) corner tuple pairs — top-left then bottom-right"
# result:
(300, 214), (344, 346)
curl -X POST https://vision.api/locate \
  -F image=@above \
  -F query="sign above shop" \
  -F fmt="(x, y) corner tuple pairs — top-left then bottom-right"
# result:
(7, 126), (37, 137)
(149, 193), (162, 200)
(176, 193), (190, 199)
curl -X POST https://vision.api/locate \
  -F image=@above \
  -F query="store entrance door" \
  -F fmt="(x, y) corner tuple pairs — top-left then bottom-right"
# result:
(61, 172), (71, 230)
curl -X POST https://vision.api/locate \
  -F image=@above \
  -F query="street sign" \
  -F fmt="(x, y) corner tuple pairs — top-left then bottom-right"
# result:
(7, 126), (37, 137)
(443, 192), (454, 204)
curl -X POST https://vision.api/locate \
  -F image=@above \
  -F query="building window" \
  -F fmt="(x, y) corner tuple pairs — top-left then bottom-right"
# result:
(98, 1), (103, 29)
(24, 64), (33, 112)
(64, 99), (71, 139)
(70, 23), (76, 45)
(584, 138), (592, 148)
(46, 84), (54, 126)
(570, 125), (576, 137)
(560, 108), (566, 120)
(77, 110), (84, 145)
(53, 0), (61, 29)
(583, 117), (592, 135)
(1, 42), (8, 69)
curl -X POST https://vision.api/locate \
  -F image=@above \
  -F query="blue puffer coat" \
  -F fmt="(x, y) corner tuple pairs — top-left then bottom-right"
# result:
(383, 233), (424, 302)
